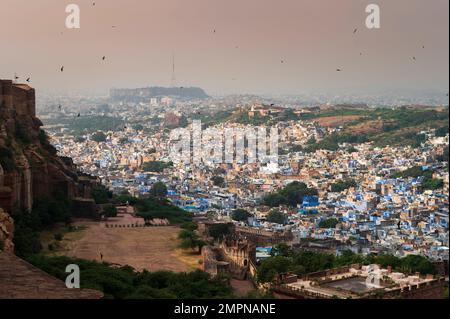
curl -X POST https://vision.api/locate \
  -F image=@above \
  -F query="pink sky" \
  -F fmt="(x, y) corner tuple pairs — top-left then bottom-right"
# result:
(0, 0), (448, 96)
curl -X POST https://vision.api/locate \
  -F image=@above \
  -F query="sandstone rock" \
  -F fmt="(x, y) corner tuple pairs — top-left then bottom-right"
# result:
(0, 79), (100, 214)
(0, 79), (104, 257)
(0, 208), (14, 252)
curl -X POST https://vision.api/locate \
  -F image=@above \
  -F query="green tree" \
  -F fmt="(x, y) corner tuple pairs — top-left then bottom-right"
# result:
(150, 182), (168, 198)
(91, 187), (112, 204)
(208, 223), (233, 240)
(257, 256), (292, 283)
(331, 179), (357, 192)
(211, 176), (225, 187)
(435, 125), (449, 137)
(271, 243), (292, 257)
(266, 210), (286, 225)
(422, 178), (444, 190)
(91, 131), (107, 142)
(103, 204), (118, 218)
(180, 222), (198, 231)
(263, 193), (287, 207)
(26, 255), (234, 299)
(263, 182), (318, 208)
(318, 218), (340, 229)
(142, 161), (172, 173)
(178, 231), (206, 254)
(231, 209), (252, 222)
(399, 255), (436, 275)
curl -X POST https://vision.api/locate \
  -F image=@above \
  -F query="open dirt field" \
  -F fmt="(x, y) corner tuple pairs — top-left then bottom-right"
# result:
(42, 220), (202, 273)
(345, 119), (384, 134)
(314, 115), (361, 127)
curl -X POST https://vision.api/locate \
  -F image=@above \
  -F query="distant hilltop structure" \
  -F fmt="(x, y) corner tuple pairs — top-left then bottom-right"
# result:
(110, 86), (209, 102)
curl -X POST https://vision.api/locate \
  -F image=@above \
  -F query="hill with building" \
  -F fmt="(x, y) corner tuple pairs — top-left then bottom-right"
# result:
(110, 86), (209, 102)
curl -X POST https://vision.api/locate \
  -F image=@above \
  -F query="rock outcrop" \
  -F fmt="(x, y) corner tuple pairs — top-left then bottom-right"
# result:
(0, 79), (100, 250)
(0, 208), (14, 252)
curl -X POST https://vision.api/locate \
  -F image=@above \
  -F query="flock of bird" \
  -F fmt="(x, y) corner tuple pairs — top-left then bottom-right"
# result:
(11, 2), (439, 116)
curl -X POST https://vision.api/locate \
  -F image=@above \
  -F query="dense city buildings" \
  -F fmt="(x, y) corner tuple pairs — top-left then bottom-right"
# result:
(41, 92), (449, 266)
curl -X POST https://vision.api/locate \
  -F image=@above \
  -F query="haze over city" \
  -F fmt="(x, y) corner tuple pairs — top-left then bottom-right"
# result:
(0, 0), (448, 98)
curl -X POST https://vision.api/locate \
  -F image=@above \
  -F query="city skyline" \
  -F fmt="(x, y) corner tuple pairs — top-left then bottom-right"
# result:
(0, 0), (448, 97)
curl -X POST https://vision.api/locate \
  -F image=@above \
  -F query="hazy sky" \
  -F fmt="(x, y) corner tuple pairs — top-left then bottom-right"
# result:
(0, 0), (448, 96)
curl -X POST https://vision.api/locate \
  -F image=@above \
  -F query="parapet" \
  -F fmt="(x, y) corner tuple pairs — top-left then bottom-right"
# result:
(0, 79), (35, 117)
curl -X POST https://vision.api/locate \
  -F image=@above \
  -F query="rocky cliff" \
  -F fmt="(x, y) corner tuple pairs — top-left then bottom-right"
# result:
(0, 79), (99, 253)
(0, 208), (14, 252)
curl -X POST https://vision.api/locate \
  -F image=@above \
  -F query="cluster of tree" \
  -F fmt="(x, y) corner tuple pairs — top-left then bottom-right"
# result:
(330, 179), (357, 192)
(266, 210), (287, 225)
(231, 209), (252, 223)
(374, 131), (427, 149)
(142, 161), (173, 173)
(190, 110), (234, 128)
(392, 166), (444, 191)
(149, 182), (168, 198)
(91, 186), (114, 205)
(263, 182), (318, 208)
(26, 255), (233, 299)
(119, 137), (129, 144)
(257, 245), (437, 283)
(302, 107), (449, 152)
(91, 131), (107, 143)
(102, 204), (118, 218)
(304, 133), (369, 153)
(208, 223), (234, 240)
(114, 190), (192, 225)
(375, 107), (449, 133)
(422, 178), (444, 191)
(178, 223), (206, 254)
(133, 124), (145, 131)
(436, 146), (449, 163)
(12, 195), (71, 258)
(233, 112), (270, 126)
(287, 144), (303, 153)
(211, 176), (225, 187)
(435, 125), (449, 137)
(318, 218), (340, 229)
(43, 116), (125, 135)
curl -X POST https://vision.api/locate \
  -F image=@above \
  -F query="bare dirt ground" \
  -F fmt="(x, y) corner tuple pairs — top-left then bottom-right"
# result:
(314, 115), (361, 127)
(230, 279), (255, 297)
(42, 220), (202, 273)
(345, 119), (384, 134)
